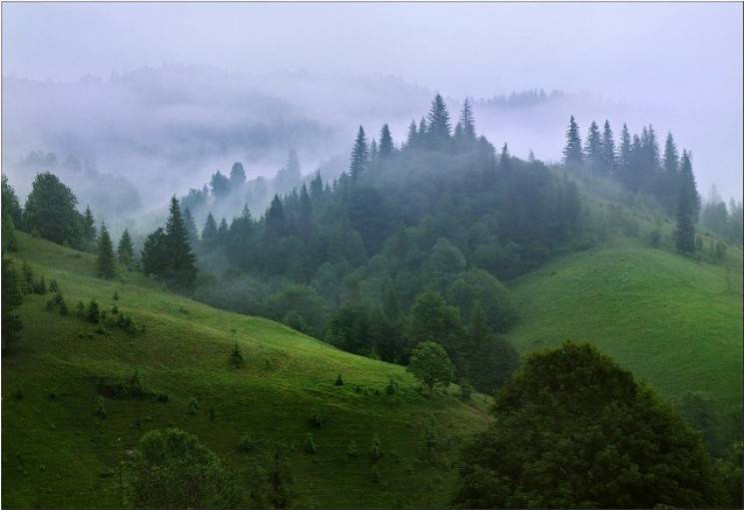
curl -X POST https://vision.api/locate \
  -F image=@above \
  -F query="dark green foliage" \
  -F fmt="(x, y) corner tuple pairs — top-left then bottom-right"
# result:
(81, 206), (97, 251)
(407, 291), (463, 364)
(309, 414), (324, 428)
(600, 120), (616, 171)
(349, 126), (369, 182)
(454, 342), (723, 508)
(250, 446), (295, 509)
(459, 378), (473, 401)
(407, 341), (454, 396)
(201, 213), (218, 244)
(370, 433), (383, 460)
(715, 442), (743, 508)
(23, 172), (83, 248)
(674, 151), (698, 256)
(117, 229), (135, 267)
(2, 175), (22, 251)
(49, 279), (59, 293)
(229, 342), (244, 368)
(21, 260), (34, 294)
(94, 396), (106, 418)
(238, 434), (257, 453)
(87, 300), (101, 323)
(425, 94), (452, 149)
(33, 276), (47, 295)
(563, 115), (583, 165)
(585, 121), (602, 168)
(97, 223), (116, 279)
(385, 377), (397, 396)
(2, 257), (24, 353)
(188, 397), (199, 415)
(113, 291), (120, 301)
(142, 197), (197, 288)
(131, 428), (242, 509)
(334, 374), (344, 386)
(304, 433), (318, 454)
(379, 124), (395, 159)
(347, 440), (359, 458)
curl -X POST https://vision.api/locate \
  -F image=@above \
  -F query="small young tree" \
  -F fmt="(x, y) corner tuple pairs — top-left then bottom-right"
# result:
(407, 341), (454, 396)
(117, 229), (135, 268)
(87, 299), (101, 323)
(230, 343), (244, 368)
(97, 223), (116, 279)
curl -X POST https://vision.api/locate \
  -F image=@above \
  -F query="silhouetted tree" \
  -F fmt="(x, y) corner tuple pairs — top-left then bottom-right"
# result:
(117, 229), (134, 267)
(97, 222), (116, 279)
(562, 116), (583, 165)
(674, 151), (698, 256)
(349, 127), (369, 182)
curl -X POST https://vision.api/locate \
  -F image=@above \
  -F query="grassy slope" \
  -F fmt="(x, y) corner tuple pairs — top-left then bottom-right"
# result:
(507, 238), (743, 413)
(2, 232), (490, 509)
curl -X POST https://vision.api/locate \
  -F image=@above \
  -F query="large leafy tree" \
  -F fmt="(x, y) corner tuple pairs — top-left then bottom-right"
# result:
(407, 341), (454, 396)
(454, 342), (722, 508)
(131, 428), (242, 509)
(23, 172), (83, 248)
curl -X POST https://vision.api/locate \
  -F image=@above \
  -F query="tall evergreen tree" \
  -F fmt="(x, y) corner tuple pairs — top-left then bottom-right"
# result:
(275, 150), (302, 194)
(210, 171), (231, 200)
(217, 218), (229, 245)
(117, 229), (135, 267)
(82, 206), (97, 249)
(379, 124), (394, 159)
(426, 94), (452, 148)
(309, 172), (324, 200)
(202, 213), (218, 243)
(164, 196), (197, 287)
(97, 222), (116, 279)
(1, 175), (23, 228)
(182, 207), (199, 246)
(659, 132), (681, 213)
(585, 121), (603, 169)
(562, 116), (583, 165)
(459, 98), (476, 142)
(600, 120), (616, 172)
(349, 126), (369, 182)
(618, 123), (632, 182)
(229, 162), (246, 187)
(369, 139), (379, 163)
(500, 143), (511, 169)
(406, 120), (418, 149)
(265, 194), (287, 237)
(674, 151), (697, 256)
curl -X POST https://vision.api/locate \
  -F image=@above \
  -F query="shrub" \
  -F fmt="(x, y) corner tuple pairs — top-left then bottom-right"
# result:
(34, 276), (47, 295)
(45, 298), (55, 311)
(76, 300), (85, 317)
(157, 393), (169, 403)
(59, 299), (69, 316)
(459, 379), (474, 401)
(386, 378), (397, 396)
(335, 374), (344, 386)
(87, 299), (101, 323)
(113, 291), (119, 301)
(372, 469), (383, 484)
(49, 279), (59, 293)
(371, 433), (383, 460)
(53, 292), (64, 305)
(95, 396), (106, 418)
(111, 304), (119, 314)
(188, 397), (199, 415)
(309, 414), (324, 428)
(304, 433), (318, 454)
(229, 343), (244, 368)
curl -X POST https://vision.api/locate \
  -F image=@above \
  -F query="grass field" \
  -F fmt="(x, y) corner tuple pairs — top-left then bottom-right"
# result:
(507, 238), (743, 418)
(2, 232), (490, 508)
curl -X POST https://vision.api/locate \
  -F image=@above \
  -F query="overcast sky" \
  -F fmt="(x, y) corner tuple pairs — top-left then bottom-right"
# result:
(2, 2), (742, 199)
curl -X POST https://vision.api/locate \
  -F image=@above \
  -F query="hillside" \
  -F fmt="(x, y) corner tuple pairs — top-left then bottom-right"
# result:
(507, 239), (743, 437)
(2, 232), (490, 509)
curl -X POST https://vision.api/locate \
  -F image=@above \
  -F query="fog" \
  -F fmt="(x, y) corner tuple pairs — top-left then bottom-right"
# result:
(2, 2), (742, 224)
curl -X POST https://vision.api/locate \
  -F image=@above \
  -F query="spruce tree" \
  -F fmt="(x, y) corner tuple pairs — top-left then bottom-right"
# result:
(82, 206), (97, 249)
(201, 213), (218, 243)
(379, 124), (394, 159)
(97, 223), (116, 279)
(618, 123), (633, 183)
(406, 120), (418, 149)
(600, 120), (616, 172)
(217, 218), (229, 245)
(660, 132), (681, 213)
(265, 195), (287, 237)
(562, 116), (583, 165)
(117, 228), (134, 267)
(585, 121), (602, 169)
(165, 196), (197, 287)
(182, 207), (199, 246)
(426, 94), (452, 148)
(674, 151), (697, 256)
(500, 143), (511, 169)
(369, 139), (379, 164)
(459, 98), (476, 142)
(349, 126), (369, 182)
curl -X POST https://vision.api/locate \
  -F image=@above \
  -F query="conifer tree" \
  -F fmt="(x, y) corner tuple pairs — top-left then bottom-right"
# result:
(618, 123), (632, 182)
(182, 207), (199, 246)
(660, 132), (681, 213)
(418, 116), (428, 141)
(265, 195), (287, 237)
(201, 213), (218, 243)
(230, 162), (246, 187)
(379, 124), (394, 159)
(585, 121), (602, 169)
(426, 94), (452, 148)
(82, 206), (97, 249)
(500, 143), (511, 169)
(217, 218), (229, 245)
(406, 120), (418, 149)
(97, 222), (116, 279)
(562, 116), (583, 165)
(117, 229), (134, 267)
(600, 120), (616, 172)
(24, 172), (83, 248)
(164, 196), (197, 287)
(459, 98), (476, 142)
(309, 172), (324, 199)
(674, 151), (698, 256)
(349, 126), (369, 182)
(369, 139), (379, 164)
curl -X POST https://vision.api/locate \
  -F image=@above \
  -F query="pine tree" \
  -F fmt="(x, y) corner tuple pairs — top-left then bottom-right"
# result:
(201, 213), (218, 243)
(618, 123), (632, 182)
(265, 195), (286, 237)
(406, 120), (418, 149)
(97, 222), (116, 279)
(310, 172), (324, 200)
(164, 196), (197, 287)
(418, 116), (428, 142)
(562, 116), (583, 165)
(379, 124), (394, 159)
(117, 229), (134, 267)
(500, 143), (511, 169)
(585, 121), (602, 169)
(658, 132), (681, 213)
(217, 218), (229, 245)
(369, 139), (379, 164)
(600, 120), (616, 172)
(275, 150), (302, 194)
(426, 94), (452, 148)
(459, 98), (476, 142)
(674, 151), (697, 256)
(82, 206), (97, 249)
(349, 126), (369, 182)
(182, 207), (199, 246)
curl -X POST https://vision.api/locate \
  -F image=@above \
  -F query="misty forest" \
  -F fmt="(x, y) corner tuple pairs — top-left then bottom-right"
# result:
(1, 3), (743, 509)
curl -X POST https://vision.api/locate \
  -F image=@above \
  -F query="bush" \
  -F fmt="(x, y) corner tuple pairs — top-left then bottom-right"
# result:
(188, 397), (199, 415)
(95, 396), (106, 418)
(76, 300), (85, 317)
(309, 414), (324, 428)
(370, 433), (383, 460)
(59, 299), (68, 316)
(372, 469), (383, 484)
(33, 276), (47, 295)
(386, 378), (397, 396)
(648, 229), (662, 248)
(113, 291), (120, 301)
(335, 374), (344, 386)
(157, 393), (169, 403)
(304, 433), (318, 454)
(238, 434), (257, 453)
(87, 299), (101, 323)
(459, 379), (474, 401)
(229, 343), (244, 368)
